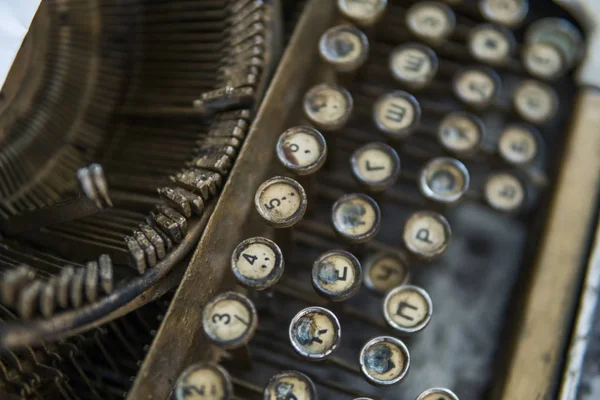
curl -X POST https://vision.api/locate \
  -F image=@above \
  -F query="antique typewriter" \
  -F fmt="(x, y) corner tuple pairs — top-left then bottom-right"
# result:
(1, 0), (600, 399)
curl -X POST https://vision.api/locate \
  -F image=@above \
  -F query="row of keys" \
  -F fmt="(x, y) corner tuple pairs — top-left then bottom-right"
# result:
(175, 360), (459, 399)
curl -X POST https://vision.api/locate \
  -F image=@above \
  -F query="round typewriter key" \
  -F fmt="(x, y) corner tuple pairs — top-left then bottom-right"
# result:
(331, 193), (381, 244)
(304, 83), (353, 132)
(359, 336), (410, 387)
(289, 306), (341, 360)
(525, 18), (583, 71)
(522, 42), (566, 80)
(351, 142), (401, 192)
(263, 371), (318, 400)
(468, 24), (515, 66)
(277, 126), (328, 176)
(373, 91), (421, 140)
(338, 0), (387, 27)
(479, 0), (528, 27)
(389, 43), (439, 89)
(453, 67), (500, 108)
(419, 157), (470, 204)
(319, 24), (369, 73)
(484, 172), (525, 213)
(232, 237), (284, 290)
(406, 2), (456, 44)
(175, 362), (233, 400)
(403, 211), (451, 260)
(498, 124), (539, 166)
(438, 112), (484, 156)
(364, 253), (410, 294)
(513, 80), (558, 125)
(383, 285), (433, 334)
(202, 292), (258, 349)
(255, 176), (307, 229)
(416, 387), (460, 400)
(312, 250), (362, 302)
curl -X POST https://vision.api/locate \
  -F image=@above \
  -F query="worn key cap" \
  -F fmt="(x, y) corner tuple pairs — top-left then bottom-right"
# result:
(351, 142), (401, 192)
(419, 157), (470, 204)
(484, 172), (526, 213)
(331, 193), (381, 244)
(312, 250), (363, 302)
(319, 24), (369, 73)
(202, 291), (258, 350)
(373, 91), (421, 140)
(416, 387), (460, 400)
(231, 237), (285, 290)
(406, 2), (456, 44)
(359, 336), (410, 386)
(337, 0), (388, 27)
(389, 43), (439, 89)
(175, 362), (233, 400)
(438, 112), (485, 156)
(498, 124), (540, 166)
(453, 67), (501, 109)
(363, 252), (411, 295)
(276, 126), (328, 176)
(479, 0), (528, 28)
(264, 370), (318, 400)
(289, 306), (341, 360)
(513, 79), (558, 125)
(403, 211), (452, 260)
(303, 83), (354, 132)
(383, 285), (433, 335)
(468, 24), (515, 66)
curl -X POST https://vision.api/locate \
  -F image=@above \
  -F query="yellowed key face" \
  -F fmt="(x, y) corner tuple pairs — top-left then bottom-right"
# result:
(479, 0), (528, 27)
(485, 173), (525, 213)
(498, 124), (538, 165)
(332, 194), (380, 243)
(406, 2), (455, 43)
(359, 336), (410, 386)
(513, 80), (558, 124)
(417, 388), (460, 400)
(277, 126), (327, 175)
(231, 237), (284, 290)
(469, 24), (513, 65)
(364, 253), (410, 294)
(438, 112), (483, 155)
(403, 211), (451, 259)
(454, 68), (499, 107)
(264, 371), (317, 400)
(389, 44), (438, 88)
(255, 177), (307, 228)
(373, 92), (420, 138)
(419, 158), (470, 203)
(202, 292), (257, 348)
(351, 142), (400, 191)
(289, 307), (341, 359)
(383, 285), (432, 333)
(312, 250), (361, 301)
(304, 84), (353, 131)
(523, 42), (565, 80)
(175, 363), (232, 400)
(337, 0), (387, 26)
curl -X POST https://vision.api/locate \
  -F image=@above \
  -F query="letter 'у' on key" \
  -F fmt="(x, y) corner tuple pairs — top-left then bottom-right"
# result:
(276, 126), (327, 176)
(389, 43), (439, 89)
(202, 291), (258, 349)
(416, 387), (460, 400)
(351, 142), (401, 192)
(403, 211), (451, 260)
(289, 306), (341, 360)
(438, 112), (484, 156)
(231, 237), (284, 291)
(263, 370), (318, 400)
(175, 362), (233, 400)
(331, 193), (381, 244)
(479, 0), (528, 28)
(373, 91), (421, 140)
(468, 24), (515, 66)
(383, 285), (433, 335)
(312, 250), (362, 302)
(359, 336), (410, 387)
(319, 24), (369, 73)
(453, 67), (501, 109)
(406, 2), (456, 44)
(304, 83), (354, 132)
(337, 0), (388, 27)
(363, 252), (410, 295)
(513, 79), (558, 125)
(484, 172), (526, 213)
(498, 124), (539, 166)
(419, 157), (470, 204)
